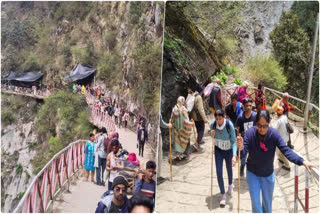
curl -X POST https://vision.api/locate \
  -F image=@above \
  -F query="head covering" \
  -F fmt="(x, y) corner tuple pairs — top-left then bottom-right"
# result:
(108, 132), (114, 139)
(243, 81), (249, 87)
(111, 176), (128, 190)
(277, 106), (284, 115)
(177, 96), (186, 107)
(196, 84), (204, 93)
(128, 153), (140, 166)
(113, 132), (119, 140)
(283, 92), (289, 98)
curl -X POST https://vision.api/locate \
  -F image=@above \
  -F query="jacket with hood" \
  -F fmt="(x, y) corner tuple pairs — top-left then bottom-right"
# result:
(95, 190), (128, 213)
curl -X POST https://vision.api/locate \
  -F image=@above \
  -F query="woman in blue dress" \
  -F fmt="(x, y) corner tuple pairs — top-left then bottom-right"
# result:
(84, 133), (96, 182)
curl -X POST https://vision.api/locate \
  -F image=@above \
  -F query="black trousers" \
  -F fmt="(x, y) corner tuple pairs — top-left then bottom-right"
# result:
(195, 120), (205, 143)
(139, 140), (145, 157)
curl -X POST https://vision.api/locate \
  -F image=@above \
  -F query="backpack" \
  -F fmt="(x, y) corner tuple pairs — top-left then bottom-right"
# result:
(186, 93), (195, 112)
(212, 119), (232, 137)
(187, 93), (203, 120)
(286, 122), (294, 134)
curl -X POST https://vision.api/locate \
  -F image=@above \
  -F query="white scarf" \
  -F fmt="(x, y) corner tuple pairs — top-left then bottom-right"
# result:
(216, 119), (226, 131)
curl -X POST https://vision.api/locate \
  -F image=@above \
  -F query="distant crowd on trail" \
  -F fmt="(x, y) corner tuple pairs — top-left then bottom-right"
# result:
(162, 78), (314, 213)
(1, 83), (51, 97)
(82, 126), (156, 213)
(74, 83), (153, 153)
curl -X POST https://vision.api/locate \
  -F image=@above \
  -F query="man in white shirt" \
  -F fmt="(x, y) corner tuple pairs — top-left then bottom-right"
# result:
(272, 106), (290, 171)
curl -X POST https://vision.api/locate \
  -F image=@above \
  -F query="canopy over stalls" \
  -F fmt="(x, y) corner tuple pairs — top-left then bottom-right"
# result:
(65, 63), (96, 85)
(3, 71), (43, 87)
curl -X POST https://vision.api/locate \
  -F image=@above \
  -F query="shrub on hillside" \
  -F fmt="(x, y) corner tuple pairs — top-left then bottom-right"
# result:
(244, 55), (287, 90)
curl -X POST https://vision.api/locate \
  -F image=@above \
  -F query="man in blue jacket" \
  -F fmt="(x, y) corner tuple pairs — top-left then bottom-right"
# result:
(95, 176), (129, 213)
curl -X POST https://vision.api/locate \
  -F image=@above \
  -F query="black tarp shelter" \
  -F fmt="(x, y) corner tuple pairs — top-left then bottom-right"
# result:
(64, 64), (96, 85)
(3, 71), (43, 87)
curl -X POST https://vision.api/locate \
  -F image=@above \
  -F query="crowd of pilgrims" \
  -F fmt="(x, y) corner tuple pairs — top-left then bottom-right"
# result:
(74, 84), (155, 213)
(83, 125), (155, 213)
(168, 78), (314, 212)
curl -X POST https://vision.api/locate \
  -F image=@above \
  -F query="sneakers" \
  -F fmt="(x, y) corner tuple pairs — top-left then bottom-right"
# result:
(220, 194), (226, 207)
(227, 184), (233, 195)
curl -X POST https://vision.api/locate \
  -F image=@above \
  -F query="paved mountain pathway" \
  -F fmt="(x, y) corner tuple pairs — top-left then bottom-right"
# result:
(52, 125), (154, 212)
(156, 114), (318, 213)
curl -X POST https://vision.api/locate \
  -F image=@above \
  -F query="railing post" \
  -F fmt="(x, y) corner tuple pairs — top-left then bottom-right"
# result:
(305, 169), (309, 213)
(294, 164), (299, 213)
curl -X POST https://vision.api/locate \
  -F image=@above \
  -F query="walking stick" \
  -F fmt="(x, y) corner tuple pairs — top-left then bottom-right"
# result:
(238, 133), (241, 213)
(169, 119), (173, 181)
(191, 119), (199, 152)
(210, 132), (214, 211)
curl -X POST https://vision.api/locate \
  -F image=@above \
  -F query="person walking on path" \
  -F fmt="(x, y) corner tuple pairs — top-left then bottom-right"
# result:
(236, 110), (314, 213)
(84, 133), (96, 182)
(225, 93), (243, 127)
(209, 78), (223, 114)
(280, 92), (295, 149)
(137, 124), (148, 157)
(72, 84), (77, 93)
(123, 111), (129, 129)
(96, 127), (108, 186)
(133, 161), (157, 200)
(187, 84), (209, 147)
(81, 85), (86, 95)
(236, 98), (256, 177)
(210, 109), (237, 207)
(114, 105), (121, 126)
(255, 82), (266, 111)
(237, 81), (249, 104)
(170, 96), (193, 160)
(106, 139), (121, 190)
(95, 175), (129, 213)
(272, 106), (291, 171)
(280, 92), (295, 116)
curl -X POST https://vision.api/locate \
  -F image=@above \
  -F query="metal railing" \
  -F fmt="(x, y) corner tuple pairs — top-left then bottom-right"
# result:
(91, 106), (117, 132)
(13, 139), (86, 213)
(1, 85), (51, 99)
(223, 84), (319, 127)
(294, 152), (319, 213)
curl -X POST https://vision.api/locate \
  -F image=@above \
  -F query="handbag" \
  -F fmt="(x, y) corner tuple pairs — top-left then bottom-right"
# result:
(286, 122), (294, 134)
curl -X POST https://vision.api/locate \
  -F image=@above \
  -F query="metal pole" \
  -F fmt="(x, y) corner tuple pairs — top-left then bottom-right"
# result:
(294, 165), (299, 213)
(305, 168), (310, 213)
(304, 13), (319, 131)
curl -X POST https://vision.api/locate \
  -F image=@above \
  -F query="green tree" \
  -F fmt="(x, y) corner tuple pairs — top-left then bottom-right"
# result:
(184, 1), (247, 61)
(270, 11), (311, 97)
(291, 1), (319, 43)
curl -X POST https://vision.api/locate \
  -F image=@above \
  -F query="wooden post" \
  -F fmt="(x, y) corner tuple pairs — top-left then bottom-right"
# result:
(210, 133), (214, 210)
(169, 119), (173, 181)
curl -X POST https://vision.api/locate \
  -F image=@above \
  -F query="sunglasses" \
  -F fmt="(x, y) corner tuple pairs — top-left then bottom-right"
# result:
(257, 124), (269, 129)
(115, 187), (127, 193)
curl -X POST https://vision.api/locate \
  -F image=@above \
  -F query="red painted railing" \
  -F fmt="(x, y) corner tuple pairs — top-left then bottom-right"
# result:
(91, 106), (116, 132)
(13, 140), (86, 213)
(294, 153), (319, 213)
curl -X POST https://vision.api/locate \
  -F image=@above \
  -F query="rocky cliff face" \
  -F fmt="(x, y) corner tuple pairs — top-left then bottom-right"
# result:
(1, 96), (40, 212)
(236, 1), (293, 62)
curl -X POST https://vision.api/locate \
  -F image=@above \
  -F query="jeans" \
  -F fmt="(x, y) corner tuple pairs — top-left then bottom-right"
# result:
(246, 170), (275, 213)
(139, 140), (145, 157)
(96, 157), (106, 185)
(195, 120), (205, 143)
(215, 146), (233, 194)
